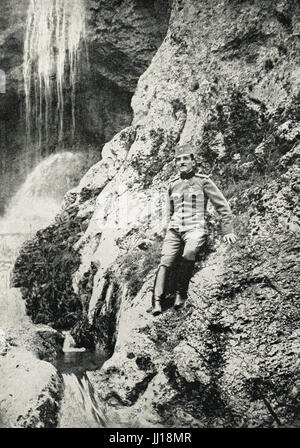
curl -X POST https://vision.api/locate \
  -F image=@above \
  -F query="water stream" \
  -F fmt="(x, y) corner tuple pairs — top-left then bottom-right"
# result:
(0, 0), (111, 428)
(0, 154), (111, 428)
(54, 334), (109, 428)
(24, 0), (87, 157)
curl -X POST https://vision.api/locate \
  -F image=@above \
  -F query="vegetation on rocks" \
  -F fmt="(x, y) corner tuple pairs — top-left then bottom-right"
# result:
(12, 206), (88, 330)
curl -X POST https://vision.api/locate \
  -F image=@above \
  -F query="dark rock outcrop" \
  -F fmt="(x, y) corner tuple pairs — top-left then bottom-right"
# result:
(87, 0), (172, 92)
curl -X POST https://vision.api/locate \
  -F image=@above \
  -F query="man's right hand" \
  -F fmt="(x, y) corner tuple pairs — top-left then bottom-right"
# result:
(223, 233), (237, 244)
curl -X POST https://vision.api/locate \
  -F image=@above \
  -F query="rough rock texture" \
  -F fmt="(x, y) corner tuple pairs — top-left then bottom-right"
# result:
(0, 288), (64, 428)
(87, 0), (172, 92)
(0, 350), (63, 428)
(13, 0), (300, 427)
(87, 161), (300, 427)
(0, 287), (65, 361)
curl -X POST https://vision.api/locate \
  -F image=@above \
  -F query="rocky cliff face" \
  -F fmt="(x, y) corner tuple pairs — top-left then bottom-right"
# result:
(13, 0), (300, 427)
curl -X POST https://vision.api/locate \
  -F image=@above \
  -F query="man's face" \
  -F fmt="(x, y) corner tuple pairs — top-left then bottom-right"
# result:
(175, 154), (194, 174)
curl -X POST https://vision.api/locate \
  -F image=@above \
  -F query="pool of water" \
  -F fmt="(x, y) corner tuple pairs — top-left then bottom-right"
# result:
(53, 348), (107, 377)
(53, 339), (111, 428)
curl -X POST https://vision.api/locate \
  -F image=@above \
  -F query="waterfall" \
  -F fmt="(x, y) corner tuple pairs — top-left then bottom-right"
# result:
(59, 373), (109, 428)
(0, 151), (114, 428)
(23, 0), (87, 156)
(0, 152), (86, 235)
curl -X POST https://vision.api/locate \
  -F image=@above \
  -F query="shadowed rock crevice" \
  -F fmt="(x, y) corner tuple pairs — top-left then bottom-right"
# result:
(94, 283), (120, 354)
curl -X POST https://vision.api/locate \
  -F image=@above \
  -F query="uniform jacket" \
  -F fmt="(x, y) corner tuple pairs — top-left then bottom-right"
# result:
(167, 170), (233, 235)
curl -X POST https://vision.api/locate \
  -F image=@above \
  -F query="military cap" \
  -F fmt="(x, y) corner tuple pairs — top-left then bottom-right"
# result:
(174, 143), (195, 158)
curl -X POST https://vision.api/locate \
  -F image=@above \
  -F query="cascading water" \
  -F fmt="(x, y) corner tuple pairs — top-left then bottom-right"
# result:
(55, 334), (109, 428)
(0, 152), (114, 427)
(23, 0), (87, 157)
(59, 373), (109, 428)
(0, 151), (87, 288)
(0, 152), (86, 234)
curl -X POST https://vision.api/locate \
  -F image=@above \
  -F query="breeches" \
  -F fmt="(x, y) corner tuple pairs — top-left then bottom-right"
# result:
(159, 228), (206, 268)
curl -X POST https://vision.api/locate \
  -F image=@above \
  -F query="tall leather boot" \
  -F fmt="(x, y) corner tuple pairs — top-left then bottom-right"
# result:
(152, 265), (169, 316)
(174, 259), (195, 310)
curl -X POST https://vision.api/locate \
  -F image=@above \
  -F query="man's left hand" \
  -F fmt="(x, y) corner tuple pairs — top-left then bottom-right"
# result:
(223, 233), (237, 244)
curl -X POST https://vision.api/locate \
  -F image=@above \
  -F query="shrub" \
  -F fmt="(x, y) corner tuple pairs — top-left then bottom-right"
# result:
(12, 207), (88, 330)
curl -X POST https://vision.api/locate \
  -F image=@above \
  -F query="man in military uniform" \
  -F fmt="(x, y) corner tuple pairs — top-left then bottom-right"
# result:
(152, 143), (237, 316)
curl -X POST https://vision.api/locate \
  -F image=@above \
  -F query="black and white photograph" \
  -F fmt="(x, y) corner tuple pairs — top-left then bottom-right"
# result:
(0, 0), (299, 435)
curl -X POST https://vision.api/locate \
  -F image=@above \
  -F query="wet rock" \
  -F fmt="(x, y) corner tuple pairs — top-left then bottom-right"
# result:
(88, 346), (157, 407)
